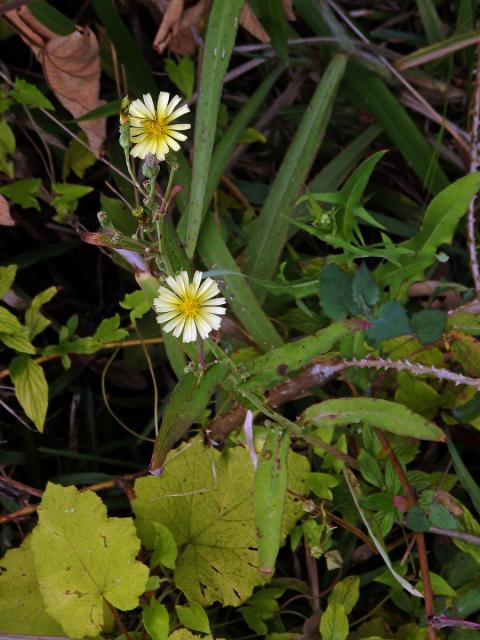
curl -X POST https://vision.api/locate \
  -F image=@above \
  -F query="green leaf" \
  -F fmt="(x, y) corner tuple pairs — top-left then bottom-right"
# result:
(320, 264), (359, 320)
(10, 355), (48, 432)
(0, 264), (17, 297)
(249, 0), (289, 58)
(238, 127), (267, 144)
(243, 54), (347, 296)
(10, 78), (54, 110)
(319, 602), (349, 640)
(301, 398), (445, 441)
(365, 301), (411, 347)
(25, 285), (57, 339)
(133, 437), (308, 606)
(62, 135), (96, 179)
(119, 290), (151, 322)
(358, 450), (384, 488)
(30, 483), (149, 638)
(184, 0), (244, 257)
(91, 0), (156, 95)
(51, 182), (93, 221)
(415, 572), (457, 598)
(306, 472), (338, 500)
(450, 333), (480, 377)
(0, 178), (41, 210)
(330, 575), (360, 615)
(94, 314), (128, 343)
(151, 522), (178, 570)
(0, 329), (36, 354)
(0, 118), (15, 178)
(77, 99), (122, 121)
(376, 173), (480, 291)
(29, 0), (75, 35)
(165, 57), (195, 100)
(410, 309), (447, 345)
(149, 362), (228, 472)
(0, 537), (64, 635)
(143, 599), (170, 640)
(353, 263), (379, 310)
(176, 602), (210, 635)
(406, 506), (431, 532)
(254, 429), (290, 574)
(428, 503), (458, 530)
(446, 427), (480, 517)
(100, 192), (137, 236)
(0, 305), (23, 334)
(197, 216), (283, 350)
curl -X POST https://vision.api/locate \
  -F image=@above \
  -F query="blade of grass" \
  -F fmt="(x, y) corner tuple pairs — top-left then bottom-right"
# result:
(445, 426), (480, 518)
(248, 0), (290, 58)
(184, 0), (245, 258)
(178, 63), (285, 239)
(396, 29), (480, 69)
(243, 53), (347, 296)
(416, 0), (445, 44)
(296, 0), (450, 195)
(91, 0), (156, 95)
(29, 0), (74, 35)
(197, 216), (283, 350)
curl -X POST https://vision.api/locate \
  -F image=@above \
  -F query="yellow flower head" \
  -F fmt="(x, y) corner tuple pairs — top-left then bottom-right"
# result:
(153, 271), (226, 343)
(128, 92), (191, 161)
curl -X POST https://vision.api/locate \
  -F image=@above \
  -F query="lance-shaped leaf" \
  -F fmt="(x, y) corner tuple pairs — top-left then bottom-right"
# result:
(133, 437), (309, 606)
(254, 428), (290, 574)
(30, 483), (149, 639)
(0, 537), (63, 635)
(184, 0), (245, 257)
(149, 362), (229, 473)
(10, 355), (48, 432)
(243, 54), (347, 297)
(300, 398), (444, 441)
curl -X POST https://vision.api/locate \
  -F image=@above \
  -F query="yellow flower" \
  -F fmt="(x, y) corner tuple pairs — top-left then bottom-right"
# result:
(153, 271), (226, 343)
(128, 92), (191, 160)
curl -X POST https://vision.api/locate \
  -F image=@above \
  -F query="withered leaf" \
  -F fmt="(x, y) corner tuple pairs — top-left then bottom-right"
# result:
(0, 195), (15, 227)
(6, 8), (105, 157)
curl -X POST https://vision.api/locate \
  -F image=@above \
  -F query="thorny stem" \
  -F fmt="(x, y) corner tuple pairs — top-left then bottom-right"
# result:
(374, 428), (436, 640)
(467, 43), (480, 293)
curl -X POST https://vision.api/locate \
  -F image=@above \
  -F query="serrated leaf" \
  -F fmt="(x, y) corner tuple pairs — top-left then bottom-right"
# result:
(30, 483), (149, 638)
(410, 309), (446, 345)
(301, 398), (444, 441)
(352, 262), (379, 309)
(25, 285), (57, 339)
(143, 599), (170, 640)
(10, 355), (48, 431)
(320, 264), (359, 320)
(0, 178), (42, 210)
(133, 437), (309, 606)
(165, 57), (195, 100)
(120, 290), (152, 321)
(0, 264), (17, 297)
(176, 602), (210, 634)
(306, 472), (338, 500)
(10, 77), (54, 109)
(319, 602), (349, 640)
(365, 301), (411, 347)
(62, 135), (96, 179)
(51, 182), (93, 220)
(94, 314), (128, 343)
(0, 537), (63, 635)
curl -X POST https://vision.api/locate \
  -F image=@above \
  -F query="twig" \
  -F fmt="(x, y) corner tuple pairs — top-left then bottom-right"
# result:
(0, 475), (43, 498)
(0, 471), (147, 525)
(305, 544), (321, 612)
(467, 43), (480, 293)
(0, 336), (164, 380)
(106, 601), (133, 640)
(374, 429), (436, 640)
(428, 525), (480, 546)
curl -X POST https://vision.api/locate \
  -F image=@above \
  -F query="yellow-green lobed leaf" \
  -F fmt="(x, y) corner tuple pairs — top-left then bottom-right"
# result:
(30, 483), (149, 639)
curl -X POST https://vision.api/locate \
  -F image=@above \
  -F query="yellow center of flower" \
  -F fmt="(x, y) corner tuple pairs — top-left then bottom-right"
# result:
(178, 295), (200, 318)
(145, 118), (165, 136)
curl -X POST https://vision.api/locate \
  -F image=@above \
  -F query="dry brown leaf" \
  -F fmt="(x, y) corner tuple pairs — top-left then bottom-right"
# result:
(153, 0), (210, 55)
(240, 3), (270, 44)
(283, 0), (296, 21)
(6, 8), (105, 157)
(0, 195), (15, 227)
